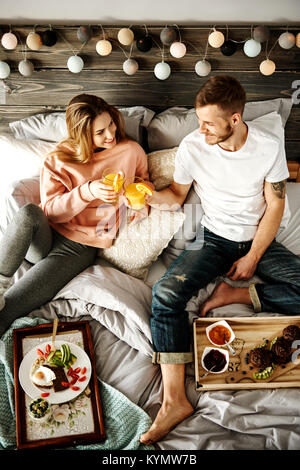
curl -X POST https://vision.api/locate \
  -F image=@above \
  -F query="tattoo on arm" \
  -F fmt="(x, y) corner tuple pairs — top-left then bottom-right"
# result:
(271, 180), (286, 199)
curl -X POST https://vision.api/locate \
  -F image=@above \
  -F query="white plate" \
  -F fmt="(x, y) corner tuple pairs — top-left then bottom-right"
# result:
(18, 340), (91, 404)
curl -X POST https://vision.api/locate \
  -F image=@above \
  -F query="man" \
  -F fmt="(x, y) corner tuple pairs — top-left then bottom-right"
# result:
(140, 75), (300, 445)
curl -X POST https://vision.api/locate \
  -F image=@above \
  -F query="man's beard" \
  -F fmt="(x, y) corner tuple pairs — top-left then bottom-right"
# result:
(204, 124), (233, 146)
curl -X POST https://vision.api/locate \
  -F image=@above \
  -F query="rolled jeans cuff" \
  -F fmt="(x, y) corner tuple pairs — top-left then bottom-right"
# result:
(249, 283), (262, 313)
(152, 352), (193, 364)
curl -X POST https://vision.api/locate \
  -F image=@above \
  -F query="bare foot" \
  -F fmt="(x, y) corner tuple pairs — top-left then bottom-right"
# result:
(199, 281), (234, 317)
(140, 399), (194, 445)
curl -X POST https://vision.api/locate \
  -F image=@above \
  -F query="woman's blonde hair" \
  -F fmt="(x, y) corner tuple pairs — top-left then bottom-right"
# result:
(50, 94), (126, 164)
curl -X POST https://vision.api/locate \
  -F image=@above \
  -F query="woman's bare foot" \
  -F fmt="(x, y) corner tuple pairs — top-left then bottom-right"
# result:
(140, 398), (194, 445)
(199, 281), (251, 317)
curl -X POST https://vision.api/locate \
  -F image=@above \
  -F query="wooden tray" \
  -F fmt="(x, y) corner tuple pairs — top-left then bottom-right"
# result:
(13, 320), (106, 449)
(193, 316), (300, 391)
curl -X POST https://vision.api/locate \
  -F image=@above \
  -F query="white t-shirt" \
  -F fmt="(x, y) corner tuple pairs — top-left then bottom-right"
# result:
(173, 113), (290, 242)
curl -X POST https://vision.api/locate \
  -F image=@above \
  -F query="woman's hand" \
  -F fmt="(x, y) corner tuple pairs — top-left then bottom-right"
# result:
(128, 206), (149, 226)
(89, 179), (118, 204)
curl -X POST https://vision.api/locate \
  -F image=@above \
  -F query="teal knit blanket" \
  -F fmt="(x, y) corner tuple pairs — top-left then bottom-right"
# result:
(0, 317), (154, 450)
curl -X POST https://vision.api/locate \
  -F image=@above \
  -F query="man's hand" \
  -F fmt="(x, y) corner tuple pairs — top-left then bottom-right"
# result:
(226, 252), (259, 281)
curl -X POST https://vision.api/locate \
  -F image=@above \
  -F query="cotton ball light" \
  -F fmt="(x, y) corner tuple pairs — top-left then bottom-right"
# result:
(154, 61), (171, 80)
(243, 39), (261, 57)
(253, 26), (270, 43)
(259, 59), (276, 76)
(1, 32), (18, 50)
(118, 28), (134, 46)
(195, 60), (211, 77)
(67, 55), (84, 73)
(0, 61), (10, 79)
(77, 26), (93, 43)
(26, 32), (43, 50)
(123, 58), (139, 75)
(278, 32), (295, 49)
(41, 29), (57, 47)
(296, 32), (300, 48)
(170, 41), (186, 58)
(136, 35), (153, 52)
(160, 27), (177, 46)
(18, 59), (34, 77)
(96, 39), (112, 56)
(208, 30), (225, 48)
(220, 40), (237, 56)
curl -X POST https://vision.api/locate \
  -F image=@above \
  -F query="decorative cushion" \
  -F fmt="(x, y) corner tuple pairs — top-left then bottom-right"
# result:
(148, 147), (178, 190)
(100, 207), (186, 280)
(147, 98), (293, 151)
(9, 106), (155, 149)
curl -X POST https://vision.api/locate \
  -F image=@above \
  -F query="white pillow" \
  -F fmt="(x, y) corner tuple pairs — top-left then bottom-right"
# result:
(9, 106), (155, 147)
(147, 98), (293, 151)
(100, 207), (186, 280)
(0, 135), (55, 197)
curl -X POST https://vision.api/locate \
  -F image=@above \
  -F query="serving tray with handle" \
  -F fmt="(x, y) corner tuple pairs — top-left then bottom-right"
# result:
(194, 316), (300, 391)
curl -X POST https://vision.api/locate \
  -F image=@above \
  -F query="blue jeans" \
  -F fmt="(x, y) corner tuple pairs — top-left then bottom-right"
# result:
(151, 228), (300, 364)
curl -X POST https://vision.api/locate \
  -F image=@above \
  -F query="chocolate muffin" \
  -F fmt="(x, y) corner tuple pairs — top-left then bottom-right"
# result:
(249, 347), (273, 368)
(271, 336), (292, 364)
(282, 325), (300, 342)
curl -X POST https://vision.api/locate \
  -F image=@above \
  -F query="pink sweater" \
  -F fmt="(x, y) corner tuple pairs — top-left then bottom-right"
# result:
(40, 139), (150, 248)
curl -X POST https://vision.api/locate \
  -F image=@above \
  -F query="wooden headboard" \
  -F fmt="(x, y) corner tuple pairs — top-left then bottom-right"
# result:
(0, 24), (299, 168)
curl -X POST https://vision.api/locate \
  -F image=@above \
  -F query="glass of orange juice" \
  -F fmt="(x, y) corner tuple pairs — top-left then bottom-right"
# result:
(101, 168), (125, 204)
(124, 177), (153, 210)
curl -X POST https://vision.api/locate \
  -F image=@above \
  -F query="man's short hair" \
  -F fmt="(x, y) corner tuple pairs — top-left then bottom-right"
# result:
(194, 75), (246, 116)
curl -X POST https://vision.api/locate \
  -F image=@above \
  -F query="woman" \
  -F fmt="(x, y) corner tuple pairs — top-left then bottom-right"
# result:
(0, 94), (151, 336)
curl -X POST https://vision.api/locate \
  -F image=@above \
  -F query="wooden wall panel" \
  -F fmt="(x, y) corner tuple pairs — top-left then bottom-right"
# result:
(0, 24), (299, 160)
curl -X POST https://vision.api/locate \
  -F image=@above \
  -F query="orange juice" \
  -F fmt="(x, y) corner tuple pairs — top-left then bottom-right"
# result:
(102, 173), (124, 192)
(125, 183), (146, 210)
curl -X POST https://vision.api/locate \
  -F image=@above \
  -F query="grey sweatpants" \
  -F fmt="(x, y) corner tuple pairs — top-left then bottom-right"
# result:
(0, 203), (97, 335)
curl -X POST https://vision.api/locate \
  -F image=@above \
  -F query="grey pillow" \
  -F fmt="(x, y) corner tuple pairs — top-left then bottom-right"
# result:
(147, 98), (293, 151)
(9, 106), (155, 149)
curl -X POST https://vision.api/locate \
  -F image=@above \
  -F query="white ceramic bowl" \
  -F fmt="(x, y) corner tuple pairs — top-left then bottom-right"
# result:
(206, 320), (235, 347)
(28, 397), (52, 422)
(201, 346), (229, 374)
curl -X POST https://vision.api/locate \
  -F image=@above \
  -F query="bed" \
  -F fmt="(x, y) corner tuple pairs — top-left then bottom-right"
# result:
(0, 23), (300, 451)
(0, 98), (300, 451)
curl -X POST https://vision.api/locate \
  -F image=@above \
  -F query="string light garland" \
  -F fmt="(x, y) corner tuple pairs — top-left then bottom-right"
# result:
(41, 25), (58, 46)
(96, 25), (112, 56)
(18, 42), (34, 76)
(118, 27), (134, 45)
(1, 26), (18, 49)
(169, 24), (186, 58)
(77, 25), (93, 43)
(0, 60), (10, 79)
(26, 26), (43, 50)
(208, 26), (225, 48)
(278, 27), (296, 49)
(0, 24), (298, 81)
(220, 26), (237, 56)
(57, 30), (88, 73)
(136, 25), (153, 52)
(259, 34), (279, 76)
(160, 25), (177, 45)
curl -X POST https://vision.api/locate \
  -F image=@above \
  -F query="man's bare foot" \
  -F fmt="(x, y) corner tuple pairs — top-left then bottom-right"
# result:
(140, 399), (194, 445)
(199, 281), (235, 317)
(199, 281), (252, 316)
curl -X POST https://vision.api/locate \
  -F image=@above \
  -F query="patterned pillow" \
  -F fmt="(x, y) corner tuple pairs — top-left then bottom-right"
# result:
(148, 147), (177, 190)
(101, 207), (185, 280)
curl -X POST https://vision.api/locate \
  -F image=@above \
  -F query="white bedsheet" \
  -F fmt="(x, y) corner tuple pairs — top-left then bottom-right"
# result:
(2, 182), (300, 450)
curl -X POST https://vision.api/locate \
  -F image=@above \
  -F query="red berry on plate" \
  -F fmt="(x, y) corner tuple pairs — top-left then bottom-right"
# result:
(71, 386), (80, 391)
